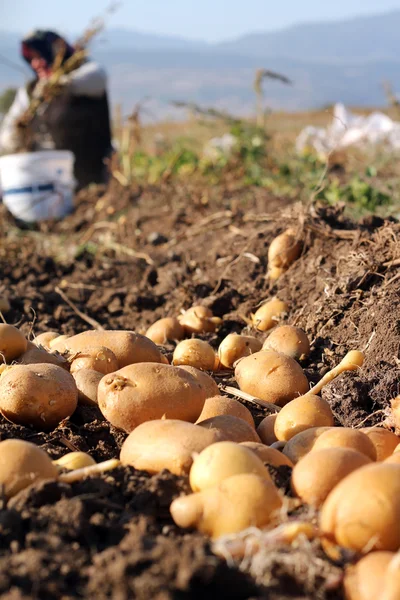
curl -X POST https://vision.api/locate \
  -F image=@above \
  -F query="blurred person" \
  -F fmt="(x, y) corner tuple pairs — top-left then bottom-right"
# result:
(0, 30), (112, 189)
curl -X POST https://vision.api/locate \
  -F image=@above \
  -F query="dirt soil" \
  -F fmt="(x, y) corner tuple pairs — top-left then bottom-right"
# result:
(1, 179), (400, 599)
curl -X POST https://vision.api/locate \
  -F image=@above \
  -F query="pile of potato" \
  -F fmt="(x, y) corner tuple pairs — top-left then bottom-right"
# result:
(2, 229), (400, 599)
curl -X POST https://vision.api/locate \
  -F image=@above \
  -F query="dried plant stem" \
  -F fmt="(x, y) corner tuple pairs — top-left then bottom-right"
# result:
(59, 458), (120, 483)
(55, 286), (104, 330)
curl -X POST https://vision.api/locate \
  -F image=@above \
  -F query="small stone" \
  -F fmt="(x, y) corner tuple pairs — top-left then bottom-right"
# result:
(147, 232), (168, 246)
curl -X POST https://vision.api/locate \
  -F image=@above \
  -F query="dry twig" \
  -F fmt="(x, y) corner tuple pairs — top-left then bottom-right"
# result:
(55, 286), (104, 330)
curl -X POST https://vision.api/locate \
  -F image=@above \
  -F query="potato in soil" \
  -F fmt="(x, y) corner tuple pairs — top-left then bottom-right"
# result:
(0, 363), (78, 430)
(0, 324), (27, 363)
(52, 330), (167, 368)
(120, 419), (222, 475)
(0, 439), (58, 498)
(235, 350), (309, 406)
(98, 362), (207, 432)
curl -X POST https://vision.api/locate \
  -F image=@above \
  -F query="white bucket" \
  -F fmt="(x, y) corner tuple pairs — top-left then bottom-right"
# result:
(0, 150), (76, 222)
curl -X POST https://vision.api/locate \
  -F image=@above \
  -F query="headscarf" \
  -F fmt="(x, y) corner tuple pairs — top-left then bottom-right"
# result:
(21, 30), (75, 72)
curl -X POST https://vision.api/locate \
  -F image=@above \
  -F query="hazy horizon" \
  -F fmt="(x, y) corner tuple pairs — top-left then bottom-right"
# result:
(1, 0), (400, 43)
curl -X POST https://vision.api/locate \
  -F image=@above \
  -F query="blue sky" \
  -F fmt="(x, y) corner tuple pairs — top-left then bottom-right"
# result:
(1, 0), (400, 41)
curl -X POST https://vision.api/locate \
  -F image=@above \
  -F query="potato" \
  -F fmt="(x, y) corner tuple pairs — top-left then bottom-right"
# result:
(282, 427), (332, 464)
(0, 363), (78, 430)
(120, 419), (222, 475)
(257, 414), (279, 445)
(51, 330), (167, 368)
(98, 363), (207, 432)
(145, 317), (185, 345)
(274, 394), (334, 442)
(344, 552), (395, 600)
(190, 441), (271, 492)
(0, 439), (58, 498)
(385, 452), (400, 465)
(18, 341), (69, 369)
(262, 325), (310, 361)
(381, 554), (400, 600)
(69, 346), (119, 375)
(312, 427), (377, 461)
(177, 365), (220, 399)
(72, 368), (103, 406)
(54, 451), (96, 470)
(240, 441), (294, 468)
(267, 228), (302, 280)
(0, 324), (27, 363)
(291, 447), (372, 507)
(196, 395), (254, 428)
(49, 334), (69, 349)
(251, 299), (288, 332)
(320, 463), (400, 552)
(170, 473), (282, 539)
(218, 334), (262, 369)
(360, 427), (399, 461)
(172, 339), (216, 371)
(235, 350), (309, 407)
(197, 414), (261, 443)
(34, 331), (59, 350)
(178, 305), (221, 335)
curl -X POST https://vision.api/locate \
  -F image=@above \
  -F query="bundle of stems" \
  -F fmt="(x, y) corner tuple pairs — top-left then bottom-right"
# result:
(16, 1), (119, 148)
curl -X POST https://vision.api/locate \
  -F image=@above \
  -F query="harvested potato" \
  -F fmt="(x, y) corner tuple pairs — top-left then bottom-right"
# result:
(291, 447), (372, 507)
(178, 306), (221, 335)
(18, 341), (69, 369)
(240, 441), (293, 468)
(274, 394), (334, 442)
(34, 331), (59, 350)
(312, 428), (377, 461)
(190, 441), (271, 492)
(361, 427), (399, 461)
(69, 346), (119, 375)
(0, 363), (78, 430)
(177, 365), (220, 399)
(172, 339), (216, 371)
(257, 414), (279, 445)
(72, 369), (102, 406)
(170, 473), (282, 539)
(320, 463), (400, 552)
(52, 330), (167, 368)
(263, 325), (310, 361)
(251, 299), (288, 332)
(120, 419), (222, 475)
(267, 229), (302, 280)
(0, 324), (27, 363)
(49, 334), (69, 349)
(54, 452), (96, 470)
(381, 554), (400, 600)
(235, 350), (309, 407)
(218, 334), (262, 369)
(282, 427), (332, 464)
(385, 452), (400, 465)
(0, 297), (10, 313)
(196, 395), (254, 428)
(0, 439), (58, 498)
(145, 317), (185, 345)
(98, 363), (207, 432)
(197, 414), (261, 443)
(344, 551), (395, 600)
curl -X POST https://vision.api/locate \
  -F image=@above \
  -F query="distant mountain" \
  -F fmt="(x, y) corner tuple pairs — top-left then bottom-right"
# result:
(216, 10), (400, 62)
(0, 11), (399, 119)
(92, 28), (208, 51)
